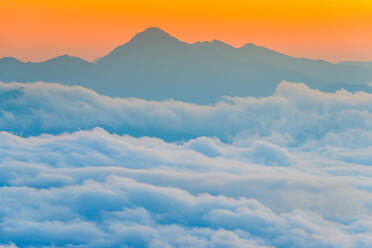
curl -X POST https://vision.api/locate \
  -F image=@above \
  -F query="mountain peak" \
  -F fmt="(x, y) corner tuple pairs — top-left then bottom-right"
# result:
(240, 42), (259, 49)
(0, 57), (23, 64)
(128, 27), (179, 45)
(210, 40), (233, 48)
(44, 55), (90, 65)
(48, 54), (72, 61)
(143, 27), (168, 35)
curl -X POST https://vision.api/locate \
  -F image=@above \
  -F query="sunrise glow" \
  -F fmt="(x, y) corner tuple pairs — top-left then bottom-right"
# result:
(1, 0), (372, 62)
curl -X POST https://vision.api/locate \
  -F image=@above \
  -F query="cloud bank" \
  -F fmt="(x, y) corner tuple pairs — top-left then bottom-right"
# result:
(2, 81), (372, 145)
(1, 81), (372, 247)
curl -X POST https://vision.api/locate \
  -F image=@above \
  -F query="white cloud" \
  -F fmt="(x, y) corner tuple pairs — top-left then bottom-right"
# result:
(1, 81), (372, 146)
(1, 128), (372, 247)
(0, 245), (18, 248)
(1, 81), (372, 247)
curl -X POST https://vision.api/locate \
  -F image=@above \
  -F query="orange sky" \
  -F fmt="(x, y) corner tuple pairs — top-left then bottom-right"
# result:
(1, 0), (372, 62)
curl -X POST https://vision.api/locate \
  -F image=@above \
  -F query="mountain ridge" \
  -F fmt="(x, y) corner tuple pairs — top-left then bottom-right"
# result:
(1, 27), (372, 103)
(0, 27), (346, 64)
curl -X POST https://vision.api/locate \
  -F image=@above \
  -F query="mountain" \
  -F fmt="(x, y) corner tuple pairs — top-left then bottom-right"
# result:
(0, 55), (93, 85)
(1, 27), (372, 103)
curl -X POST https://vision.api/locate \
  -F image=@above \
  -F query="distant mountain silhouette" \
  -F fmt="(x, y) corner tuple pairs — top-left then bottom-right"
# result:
(1, 27), (372, 103)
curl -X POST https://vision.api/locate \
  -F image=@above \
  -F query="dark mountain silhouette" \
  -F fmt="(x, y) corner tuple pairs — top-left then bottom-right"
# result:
(1, 27), (372, 103)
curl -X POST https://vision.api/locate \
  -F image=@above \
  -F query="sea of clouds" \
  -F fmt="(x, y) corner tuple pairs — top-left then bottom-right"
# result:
(1, 81), (372, 247)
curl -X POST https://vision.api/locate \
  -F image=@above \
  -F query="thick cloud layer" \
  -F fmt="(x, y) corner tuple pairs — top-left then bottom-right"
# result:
(2, 81), (372, 144)
(1, 81), (372, 247)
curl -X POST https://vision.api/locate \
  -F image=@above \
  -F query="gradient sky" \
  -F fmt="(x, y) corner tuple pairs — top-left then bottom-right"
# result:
(1, 0), (372, 62)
